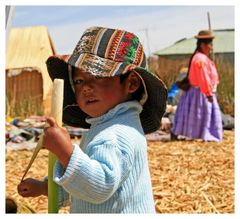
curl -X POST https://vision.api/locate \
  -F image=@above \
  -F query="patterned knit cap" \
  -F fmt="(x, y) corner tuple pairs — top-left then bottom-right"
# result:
(46, 26), (167, 134)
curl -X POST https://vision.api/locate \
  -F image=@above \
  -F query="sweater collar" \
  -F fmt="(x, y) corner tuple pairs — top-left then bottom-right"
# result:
(86, 101), (142, 127)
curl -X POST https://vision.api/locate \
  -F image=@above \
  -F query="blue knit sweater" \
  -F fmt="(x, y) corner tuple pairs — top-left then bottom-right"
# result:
(53, 101), (155, 213)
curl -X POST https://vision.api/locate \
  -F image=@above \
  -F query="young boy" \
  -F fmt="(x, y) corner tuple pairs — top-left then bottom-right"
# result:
(18, 26), (167, 213)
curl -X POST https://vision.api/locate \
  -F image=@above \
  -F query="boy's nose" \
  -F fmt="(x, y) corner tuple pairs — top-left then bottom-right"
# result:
(82, 82), (94, 94)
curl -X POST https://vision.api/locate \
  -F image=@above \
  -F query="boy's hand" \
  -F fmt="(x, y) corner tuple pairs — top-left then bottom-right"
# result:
(17, 178), (48, 197)
(43, 116), (73, 169)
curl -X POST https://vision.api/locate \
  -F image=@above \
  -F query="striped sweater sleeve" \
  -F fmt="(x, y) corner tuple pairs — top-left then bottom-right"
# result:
(53, 140), (133, 204)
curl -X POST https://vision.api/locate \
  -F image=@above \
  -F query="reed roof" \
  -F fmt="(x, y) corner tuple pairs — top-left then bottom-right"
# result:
(6, 26), (56, 99)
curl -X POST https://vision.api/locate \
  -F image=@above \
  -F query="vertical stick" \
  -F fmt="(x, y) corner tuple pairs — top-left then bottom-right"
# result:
(207, 11), (212, 31)
(48, 79), (64, 213)
(207, 11), (215, 61)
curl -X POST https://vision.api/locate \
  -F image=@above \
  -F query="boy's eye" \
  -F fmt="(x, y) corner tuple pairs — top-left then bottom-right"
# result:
(73, 79), (84, 85)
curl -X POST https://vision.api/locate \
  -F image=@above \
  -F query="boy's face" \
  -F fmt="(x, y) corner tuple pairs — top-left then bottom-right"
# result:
(72, 68), (133, 117)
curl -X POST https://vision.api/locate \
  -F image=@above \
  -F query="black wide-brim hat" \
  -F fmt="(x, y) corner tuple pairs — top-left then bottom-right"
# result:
(46, 26), (167, 134)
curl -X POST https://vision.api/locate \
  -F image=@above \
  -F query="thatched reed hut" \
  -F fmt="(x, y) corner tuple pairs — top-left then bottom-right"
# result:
(6, 26), (56, 116)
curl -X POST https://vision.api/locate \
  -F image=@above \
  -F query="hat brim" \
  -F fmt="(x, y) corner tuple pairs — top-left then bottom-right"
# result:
(46, 55), (90, 128)
(46, 55), (167, 134)
(194, 35), (215, 39)
(134, 67), (167, 133)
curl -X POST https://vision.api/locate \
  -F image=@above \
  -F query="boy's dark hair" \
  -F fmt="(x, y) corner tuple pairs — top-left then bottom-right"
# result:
(120, 71), (144, 102)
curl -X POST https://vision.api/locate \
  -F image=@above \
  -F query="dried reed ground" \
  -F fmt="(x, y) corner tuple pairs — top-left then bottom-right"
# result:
(6, 130), (234, 213)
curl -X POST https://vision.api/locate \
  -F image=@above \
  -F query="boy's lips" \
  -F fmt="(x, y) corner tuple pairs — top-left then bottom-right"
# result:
(85, 99), (99, 105)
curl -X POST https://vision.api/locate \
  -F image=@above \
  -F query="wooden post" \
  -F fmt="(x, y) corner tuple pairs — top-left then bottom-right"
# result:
(207, 11), (215, 61)
(207, 11), (212, 31)
(48, 79), (64, 213)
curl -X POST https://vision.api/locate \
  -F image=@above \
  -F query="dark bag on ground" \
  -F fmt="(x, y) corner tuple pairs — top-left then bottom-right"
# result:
(175, 72), (191, 92)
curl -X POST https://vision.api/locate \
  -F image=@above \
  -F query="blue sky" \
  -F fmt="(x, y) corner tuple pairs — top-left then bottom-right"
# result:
(10, 5), (234, 57)
(12, 6), (170, 27)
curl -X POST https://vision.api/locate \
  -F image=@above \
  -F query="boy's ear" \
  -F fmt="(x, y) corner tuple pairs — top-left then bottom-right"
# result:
(126, 72), (141, 93)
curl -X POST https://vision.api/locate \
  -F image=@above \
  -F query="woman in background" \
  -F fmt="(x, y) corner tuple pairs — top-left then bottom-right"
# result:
(171, 30), (222, 142)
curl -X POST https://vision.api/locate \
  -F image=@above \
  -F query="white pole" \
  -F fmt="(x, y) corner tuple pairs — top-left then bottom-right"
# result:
(6, 6), (15, 44)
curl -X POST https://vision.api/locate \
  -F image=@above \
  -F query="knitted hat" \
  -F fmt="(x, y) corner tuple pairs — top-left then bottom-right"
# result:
(46, 26), (167, 134)
(194, 30), (215, 39)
